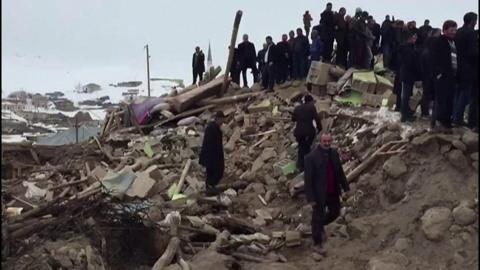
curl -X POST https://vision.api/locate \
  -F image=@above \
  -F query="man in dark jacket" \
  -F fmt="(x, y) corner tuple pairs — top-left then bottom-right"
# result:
(292, 94), (322, 171)
(399, 31), (421, 122)
(417, 19), (432, 48)
(276, 34), (291, 84)
(419, 28), (441, 117)
(468, 29), (478, 131)
(293, 28), (310, 80)
(288, 30), (296, 80)
(320, 2), (335, 62)
(304, 132), (350, 255)
(310, 30), (323, 62)
(368, 16), (381, 56)
(303, 11), (313, 38)
(238, 34), (259, 88)
(229, 46), (241, 85)
(199, 111), (225, 193)
(192, 47), (205, 85)
(334, 7), (348, 68)
(431, 20), (458, 129)
(453, 12), (478, 126)
(257, 43), (267, 82)
(381, 15), (394, 69)
(262, 36), (278, 92)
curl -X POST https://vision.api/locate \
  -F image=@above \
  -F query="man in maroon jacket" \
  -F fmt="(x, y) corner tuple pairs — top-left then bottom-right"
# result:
(304, 132), (350, 255)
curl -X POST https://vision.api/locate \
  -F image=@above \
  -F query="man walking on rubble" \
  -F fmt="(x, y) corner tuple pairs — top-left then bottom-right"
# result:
(304, 132), (350, 256)
(238, 34), (259, 88)
(199, 111), (225, 194)
(192, 46), (206, 85)
(292, 94), (322, 172)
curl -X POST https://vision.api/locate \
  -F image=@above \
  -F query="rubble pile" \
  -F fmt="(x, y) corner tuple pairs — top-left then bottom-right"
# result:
(2, 69), (478, 269)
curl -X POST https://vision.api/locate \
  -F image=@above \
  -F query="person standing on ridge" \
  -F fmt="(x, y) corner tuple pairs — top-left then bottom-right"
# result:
(304, 10), (313, 38)
(320, 2), (335, 62)
(192, 46), (205, 85)
(238, 34), (259, 88)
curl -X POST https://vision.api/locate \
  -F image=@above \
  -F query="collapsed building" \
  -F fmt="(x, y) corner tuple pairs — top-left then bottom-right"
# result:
(1, 57), (478, 270)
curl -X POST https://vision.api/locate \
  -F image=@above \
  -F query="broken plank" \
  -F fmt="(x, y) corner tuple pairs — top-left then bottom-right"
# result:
(155, 105), (216, 128)
(170, 76), (226, 113)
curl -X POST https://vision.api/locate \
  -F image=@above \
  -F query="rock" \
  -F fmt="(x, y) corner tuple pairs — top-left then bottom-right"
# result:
(421, 207), (453, 241)
(447, 150), (470, 171)
(244, 183), (266, 194)
(462, 131), (478, 151)
(453, 251), (466, 265)
(450, 237), (463, 248)
(384, 179), (406, 203)
(383, 155), (407, 179)
(452, 202), (477, 226)
(473, 161), (479, 170)
(258, 116), (268, 127)
(449, 224), (462, 233)
(367, 252), (408, 270)
(387, 123), (401, 132)
(347, 218), (372, 239)
(471, 152), (479, 161)
(312, 252), (324, 261)
(394, 238), (410, 252)
(440, 144), (452, 154)
(452, 140), (467, 152)
(188, 250), (236, 270)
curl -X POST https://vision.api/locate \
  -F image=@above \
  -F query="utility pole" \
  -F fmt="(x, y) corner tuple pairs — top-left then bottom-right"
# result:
(75, 116), (79, 144)
(145, 44), (151, 97)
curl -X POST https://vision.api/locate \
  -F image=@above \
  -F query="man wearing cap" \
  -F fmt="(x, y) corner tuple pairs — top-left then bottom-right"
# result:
(199, 111), (225, 193)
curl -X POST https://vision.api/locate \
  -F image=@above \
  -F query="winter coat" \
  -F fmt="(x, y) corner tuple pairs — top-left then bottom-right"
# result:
(199, 121), (224, 170)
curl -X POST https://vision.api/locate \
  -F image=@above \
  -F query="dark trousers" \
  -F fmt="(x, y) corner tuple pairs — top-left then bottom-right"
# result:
(295, 134), (314, 171)
(336, 41), (348, 68)
(453, 80), (472, 124)
(322, 38), (334, 63)
(312, 193), (341, 245)
(382, 43), (392, 70)
(241, 64), (259, 87)
(206, 166), (224, 187)
(262, 64), (275, 91)
(230, 69), (240, 85)
(420, 77), (435, 116)
(393, 75), (402, 111)
(293, 54), (308, 79)
(193, 70), (204, 85)
(433, 75), (456, 128)
(276, 61), (289, 84)
(305, 26), (311, 38)
(401, 81), (414, 120)
(468, 77), (478, 129)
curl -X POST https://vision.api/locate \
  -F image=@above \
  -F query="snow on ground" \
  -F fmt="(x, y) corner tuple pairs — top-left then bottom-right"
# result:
(2, 135), (28, 143)
(2, 109), (28, 123)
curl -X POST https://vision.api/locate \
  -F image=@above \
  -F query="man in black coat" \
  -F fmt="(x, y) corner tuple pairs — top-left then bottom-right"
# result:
(419, 28), (441, 117)
(320, 2), (335, 62)
(292, 94), (322, 172)
(229, 46), (241, 85)
(417, 19), (432, 48)
(199, 111), (225, 192)
(381, 15), (394, 69)
(334, 7), (348, 68)
(262, 36), (278, 92)
(292, 28), (310, 80)
(238, 34), (259, 88)
(468, 29), (479, 131)
(453, 12), (478, 126)
(399, 31), (421, 122)
(431, 20), (458, 129)
(276, 34), (291, 84)
(257, 43), (267, 82)
(368, 16), (381, 56)
(192, 47), (205, 85)
(304, 132), (350, 254)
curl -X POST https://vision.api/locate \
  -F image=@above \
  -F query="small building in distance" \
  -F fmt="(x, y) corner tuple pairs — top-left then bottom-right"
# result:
(82, 83), (102, 93)
(1, 99), (26, 112)
(53, 98), (76, 111)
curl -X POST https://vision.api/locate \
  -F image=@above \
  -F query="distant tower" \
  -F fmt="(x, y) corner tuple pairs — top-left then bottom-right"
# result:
(207, 41), (213, 69)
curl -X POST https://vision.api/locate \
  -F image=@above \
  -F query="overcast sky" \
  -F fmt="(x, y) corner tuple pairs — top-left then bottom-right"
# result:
(2, 0), (478, 95)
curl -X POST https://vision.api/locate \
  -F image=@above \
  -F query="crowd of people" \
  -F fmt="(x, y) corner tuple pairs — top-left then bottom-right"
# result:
(192, 3), (478, 131)
(197, 4), (478, 258)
